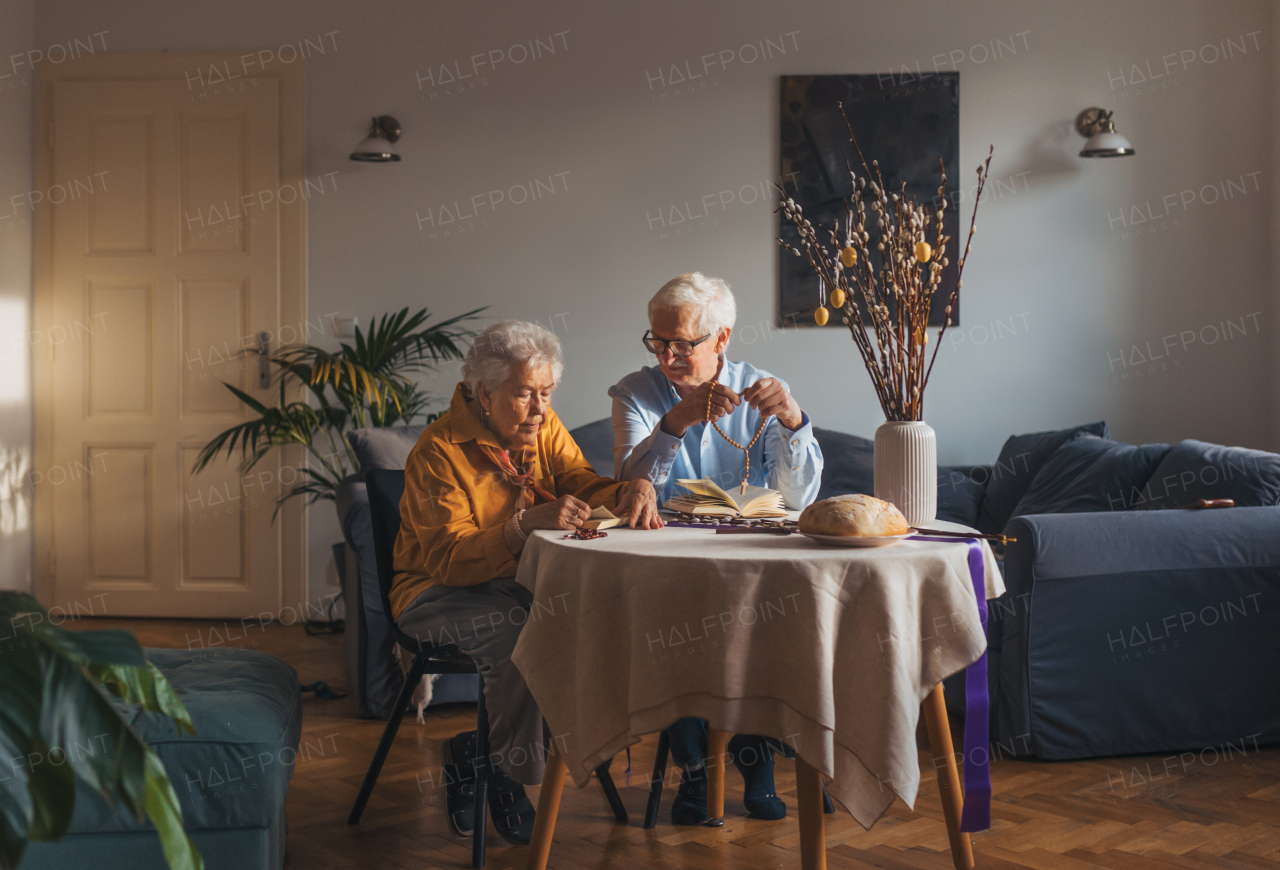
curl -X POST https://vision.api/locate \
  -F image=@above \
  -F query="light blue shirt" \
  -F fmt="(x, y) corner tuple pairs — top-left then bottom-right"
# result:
(608, 357), (823, 509)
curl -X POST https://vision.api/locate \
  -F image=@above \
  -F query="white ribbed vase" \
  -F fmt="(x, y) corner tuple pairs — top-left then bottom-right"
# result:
(873, 420), (937, 526)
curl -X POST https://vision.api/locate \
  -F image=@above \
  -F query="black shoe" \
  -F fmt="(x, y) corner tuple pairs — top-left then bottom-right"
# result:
(728, 734), (787, 820)
(488, 766), (536, 846)
(441, 731), (478, 837)
(671, 764), (709, 826)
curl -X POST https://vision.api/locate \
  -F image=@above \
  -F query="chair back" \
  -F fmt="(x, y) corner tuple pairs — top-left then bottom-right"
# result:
(366, 470), (474, 670)
(364, 468), (407, 619)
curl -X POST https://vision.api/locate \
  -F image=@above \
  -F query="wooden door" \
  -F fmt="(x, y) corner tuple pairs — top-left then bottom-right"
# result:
(44, 73), (292, 617)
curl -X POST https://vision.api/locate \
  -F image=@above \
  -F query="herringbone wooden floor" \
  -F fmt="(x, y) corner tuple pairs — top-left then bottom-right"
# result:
(84, 618), (1280, 870)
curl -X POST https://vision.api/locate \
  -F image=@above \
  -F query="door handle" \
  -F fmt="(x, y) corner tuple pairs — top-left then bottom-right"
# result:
(236, 331), (271, 389)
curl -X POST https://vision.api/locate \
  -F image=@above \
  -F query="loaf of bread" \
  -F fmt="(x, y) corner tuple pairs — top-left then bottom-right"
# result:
(798, 494), (910, 537)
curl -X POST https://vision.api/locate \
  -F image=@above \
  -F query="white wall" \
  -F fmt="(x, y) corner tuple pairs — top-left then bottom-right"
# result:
(0, 0), (35, 590)
(24, 0), (1278, 600)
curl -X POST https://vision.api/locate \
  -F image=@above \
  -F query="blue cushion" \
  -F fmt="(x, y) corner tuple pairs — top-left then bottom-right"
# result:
(976, 421), (1108, 534)
(813, 428), (875, 501)
(936, 465), (990, 528)
(1009, 434), (1170, 519)
(66, 648), (302, 834)
(1138, 439), (1280, 509)
(567, 418), (616, 477)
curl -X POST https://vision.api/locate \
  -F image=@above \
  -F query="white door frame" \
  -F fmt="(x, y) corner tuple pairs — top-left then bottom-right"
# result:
(32, 52), (309, 612)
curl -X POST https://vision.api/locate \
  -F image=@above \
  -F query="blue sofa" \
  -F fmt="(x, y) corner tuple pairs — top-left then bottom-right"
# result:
(570, 417), (1280, 760)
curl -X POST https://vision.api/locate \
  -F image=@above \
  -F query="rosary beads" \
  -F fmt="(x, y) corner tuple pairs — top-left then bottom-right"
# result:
(707, 379), (768, 493)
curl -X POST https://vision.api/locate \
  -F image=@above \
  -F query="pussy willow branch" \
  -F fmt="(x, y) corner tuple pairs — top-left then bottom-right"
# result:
(777, 120), (992, 420)
(920, 144), (994, 406)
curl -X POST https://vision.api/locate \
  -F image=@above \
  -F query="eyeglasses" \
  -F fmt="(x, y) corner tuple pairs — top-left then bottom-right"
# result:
(642, 330), (712, 357)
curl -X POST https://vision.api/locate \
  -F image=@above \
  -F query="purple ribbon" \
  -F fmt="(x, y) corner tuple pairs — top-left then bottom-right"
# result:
(913, 536), (991, 832)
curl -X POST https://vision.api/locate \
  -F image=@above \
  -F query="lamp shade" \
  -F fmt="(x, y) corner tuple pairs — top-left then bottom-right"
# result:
(350, 136), (401, 162)
(349, 115), (403, 162)
(1080, 131), (1135, 158)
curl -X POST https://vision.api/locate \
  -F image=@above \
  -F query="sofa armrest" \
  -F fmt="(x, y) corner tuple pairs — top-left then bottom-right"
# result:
(998, 507), (1280, 758)
(1006, 507), (1280, 586)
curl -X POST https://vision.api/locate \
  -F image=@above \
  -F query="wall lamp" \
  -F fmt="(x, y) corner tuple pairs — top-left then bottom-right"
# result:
(1075, 108), (1135, 158)
(350, 115), (402, 162)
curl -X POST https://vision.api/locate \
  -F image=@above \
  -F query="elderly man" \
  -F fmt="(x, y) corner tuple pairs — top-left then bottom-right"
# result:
(609, 272), (823, 824)
(393, 320), (662, 845)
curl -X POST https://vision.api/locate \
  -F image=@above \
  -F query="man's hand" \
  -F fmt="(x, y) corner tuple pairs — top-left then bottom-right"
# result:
(521, 494), (592, 530)
(740, 378), (803, 430)
(660, 381), (741, 437)
(615, 479), (664, 529)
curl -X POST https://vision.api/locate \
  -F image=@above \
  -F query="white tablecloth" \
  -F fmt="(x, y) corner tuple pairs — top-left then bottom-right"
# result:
(510, 520), (1004, 828)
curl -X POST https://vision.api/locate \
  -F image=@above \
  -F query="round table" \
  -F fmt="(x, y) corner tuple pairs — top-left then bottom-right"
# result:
(511, 519), (1003, 870)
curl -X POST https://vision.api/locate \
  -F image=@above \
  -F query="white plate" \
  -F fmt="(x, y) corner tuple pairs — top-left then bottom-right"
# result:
(799, 531), (916, 548)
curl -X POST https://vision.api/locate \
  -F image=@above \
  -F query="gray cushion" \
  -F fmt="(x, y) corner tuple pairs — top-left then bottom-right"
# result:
(1138, 439), (1280, 509)
(567, 418), (616, 477)
(346, 425), (427, 472)
(1010, 434), (1170, 519)
(977, 421), (1109, 534)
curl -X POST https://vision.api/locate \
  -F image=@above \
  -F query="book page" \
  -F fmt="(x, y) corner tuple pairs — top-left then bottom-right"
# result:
(674, 477), (736, 509)
(674, 478), (784, 515)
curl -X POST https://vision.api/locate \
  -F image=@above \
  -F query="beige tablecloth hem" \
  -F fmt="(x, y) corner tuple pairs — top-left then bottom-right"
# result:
(536, 647), (980, 831)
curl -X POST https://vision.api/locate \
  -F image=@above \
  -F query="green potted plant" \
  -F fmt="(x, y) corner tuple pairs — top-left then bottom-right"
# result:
(0, 593), (200, 870)
(192, 306), (481, 513)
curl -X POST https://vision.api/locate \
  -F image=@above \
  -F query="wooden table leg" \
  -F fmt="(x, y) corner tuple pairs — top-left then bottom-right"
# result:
(922, 683), (975, 870)
(795, 755), (827, 870)
(524, 752), (567, 870)
(706, 728), (729, 819)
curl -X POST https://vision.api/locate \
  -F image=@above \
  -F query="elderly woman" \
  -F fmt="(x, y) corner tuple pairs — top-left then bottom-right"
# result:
(609, 272), (823, 825)
(392, 320), (661, 846)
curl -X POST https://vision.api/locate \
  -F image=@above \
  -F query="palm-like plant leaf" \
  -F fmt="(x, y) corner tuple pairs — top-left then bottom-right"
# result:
(0, 593), (201, 870)
(192, 305), (482, 513)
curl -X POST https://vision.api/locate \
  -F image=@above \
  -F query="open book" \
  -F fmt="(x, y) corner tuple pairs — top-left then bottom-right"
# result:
(581, 505), (627, 530)
(663, 477), (787, 518)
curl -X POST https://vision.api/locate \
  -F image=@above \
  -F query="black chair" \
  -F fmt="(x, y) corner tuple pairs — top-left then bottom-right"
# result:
(347, 469), (628, 868)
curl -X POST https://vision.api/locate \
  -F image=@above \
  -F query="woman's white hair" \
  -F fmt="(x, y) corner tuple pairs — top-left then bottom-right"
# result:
(462, 320), (564, 395)
(647, 272), (737, 339)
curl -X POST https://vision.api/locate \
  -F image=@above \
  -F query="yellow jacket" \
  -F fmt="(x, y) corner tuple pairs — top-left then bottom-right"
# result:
(390, 382), (624, 619)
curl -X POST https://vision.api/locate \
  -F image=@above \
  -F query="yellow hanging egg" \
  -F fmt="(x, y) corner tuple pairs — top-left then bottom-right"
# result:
(829, 287), (846, 308)
(814, 306), (829, 326)
(914, 241), (932, 263)
(840, 246), (858, 267)
(913, 327), (927, 346)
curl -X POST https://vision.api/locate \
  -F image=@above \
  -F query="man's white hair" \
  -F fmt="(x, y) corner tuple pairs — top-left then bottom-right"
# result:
(648, 272), (737, 339)
(462, 320), (564, 395)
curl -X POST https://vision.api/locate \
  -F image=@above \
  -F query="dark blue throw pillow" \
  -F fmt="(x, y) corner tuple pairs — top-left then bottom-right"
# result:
(1137, 439), (1280, 509)
(814, 428), (875, 501)
(936, 465), (991, 528)
(567, 418), (616, 477)
(1009, 434), (1170, 520)
(976, 421), (1108, 534)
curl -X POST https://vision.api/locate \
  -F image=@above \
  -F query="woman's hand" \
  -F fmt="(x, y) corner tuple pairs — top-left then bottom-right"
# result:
(522, 494), (592, 531)
(616, 479), (665, 529)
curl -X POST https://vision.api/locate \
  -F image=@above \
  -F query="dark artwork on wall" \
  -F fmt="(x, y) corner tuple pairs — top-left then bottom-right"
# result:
(778, 73), (960, 328)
